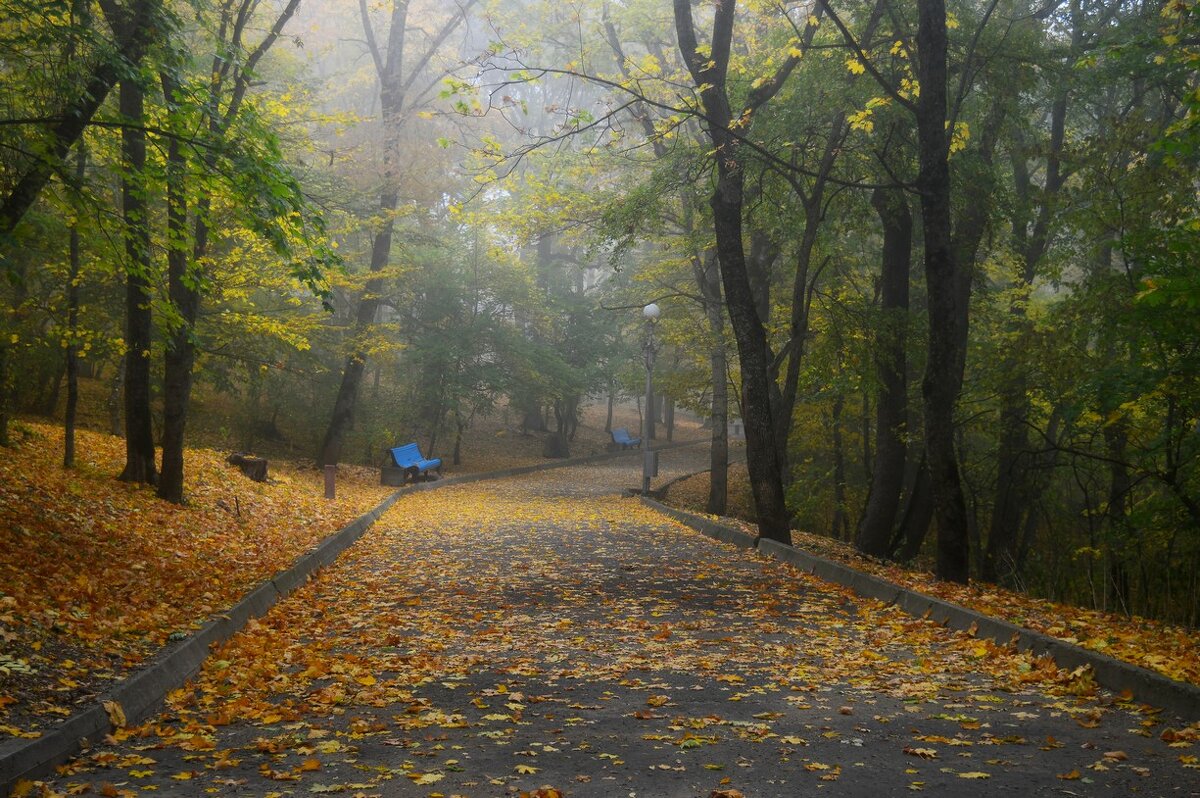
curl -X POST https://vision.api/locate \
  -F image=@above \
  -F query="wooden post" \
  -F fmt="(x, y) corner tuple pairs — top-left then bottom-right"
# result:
(324, 464), (335, 500)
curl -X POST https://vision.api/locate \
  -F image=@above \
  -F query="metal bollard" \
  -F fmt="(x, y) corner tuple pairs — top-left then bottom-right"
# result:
(324, 464), (336, 500)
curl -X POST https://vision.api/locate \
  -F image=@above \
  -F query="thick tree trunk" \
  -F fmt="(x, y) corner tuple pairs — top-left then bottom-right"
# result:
(856, 187), (912, 556)
(157, 88), (197, 503)
(915, 0), (968, 582)
(711, 172), (790, 542)
(894, 455), (934, 560)
(117, 78), (156, 486)
(674, 0), (790, 543)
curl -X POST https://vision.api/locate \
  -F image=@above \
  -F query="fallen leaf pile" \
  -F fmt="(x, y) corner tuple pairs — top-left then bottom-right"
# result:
(0, 422), (394, 736)
(14, 457), (1198, 797)
(666, 464), (1200, 687)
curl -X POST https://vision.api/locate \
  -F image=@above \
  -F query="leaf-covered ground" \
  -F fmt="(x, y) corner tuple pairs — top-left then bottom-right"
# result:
(0, 423), (394, 738)
(22, 451), (1198, 797)
(666, 463), (1200, 688)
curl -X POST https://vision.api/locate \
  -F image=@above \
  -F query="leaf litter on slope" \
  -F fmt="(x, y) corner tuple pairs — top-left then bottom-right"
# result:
(0, 422), (394, 736)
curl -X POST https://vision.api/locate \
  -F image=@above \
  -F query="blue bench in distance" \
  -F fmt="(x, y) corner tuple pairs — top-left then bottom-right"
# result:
(381, 442), (442, 486)
(611, 427), (641, 449)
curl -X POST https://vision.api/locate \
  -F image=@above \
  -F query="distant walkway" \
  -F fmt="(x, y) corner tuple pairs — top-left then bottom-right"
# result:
(41, 451), (1197, 796)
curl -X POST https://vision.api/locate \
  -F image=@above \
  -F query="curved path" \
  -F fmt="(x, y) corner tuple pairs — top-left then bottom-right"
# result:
(39, 451), (1198, 796)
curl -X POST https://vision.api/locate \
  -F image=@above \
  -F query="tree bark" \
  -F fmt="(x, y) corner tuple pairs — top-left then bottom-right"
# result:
(116, 77), (156, 486)
(64, 143), (86, 468)
(830, 393), (850, 540)
(674, 0), (790, 543)
(0, 345), (9, 447)
(700, 252), (730, 515)
(915, 0), (968, 582)
(856, 187), (912, 556)
(107, 357), (125, 436)
(894, 455), (935, 560)
(156, 73), (196, 503)
(1103, 417), (1132, 613)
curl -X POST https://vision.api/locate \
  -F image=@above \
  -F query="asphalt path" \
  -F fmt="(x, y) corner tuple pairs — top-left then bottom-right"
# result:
(37, 450), (1200, 797)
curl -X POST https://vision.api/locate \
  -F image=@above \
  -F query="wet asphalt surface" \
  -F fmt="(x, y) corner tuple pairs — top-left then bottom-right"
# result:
(33, 448), (1200, 797)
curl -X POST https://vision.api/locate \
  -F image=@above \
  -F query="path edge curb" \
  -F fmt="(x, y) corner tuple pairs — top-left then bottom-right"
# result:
(0, 443), (700, 794)
(639, 497), (1200, 723)
(0, 489), (402, 796)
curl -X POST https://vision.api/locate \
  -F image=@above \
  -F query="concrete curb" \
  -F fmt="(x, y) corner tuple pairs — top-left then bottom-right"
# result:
(0, 492), (400, 795)
(0, 444), (703, 794)
(640, 498), (1200, 722)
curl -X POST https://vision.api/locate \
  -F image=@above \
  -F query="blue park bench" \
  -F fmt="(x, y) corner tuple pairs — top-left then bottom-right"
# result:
(380, 442), (442, 486)
(610, 427), (641, 449)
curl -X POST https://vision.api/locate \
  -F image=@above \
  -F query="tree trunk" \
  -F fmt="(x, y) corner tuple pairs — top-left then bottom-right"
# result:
(711, 179), (790, 541)
(857, 187), (912, 556)
(674, 0), (790, 543)
(64, 143), (86, 469)
(117, 78), (156, 486)
(861, 391), (871, 481)
(107, 357), (125, 436)
(915, 0), (967, 582)
(893, 455), (934, 561)
(830, 394), (850, 540)
(452, 408), (467, 465)
(1104, 418), (1133, 613)
(156, 77), (197, 503)
(521, 396), (547, 433)
(0, 345), (9, 447)
(37, 359), (65, 416)
(702, 253), (729, 515)
(605, 381), (614, 433)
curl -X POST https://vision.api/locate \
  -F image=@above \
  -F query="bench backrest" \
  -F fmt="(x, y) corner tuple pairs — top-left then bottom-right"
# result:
(390, 443), (425, 466)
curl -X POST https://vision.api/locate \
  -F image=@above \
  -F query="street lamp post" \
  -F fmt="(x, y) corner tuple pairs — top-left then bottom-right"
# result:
(642, 302), (660, 495)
